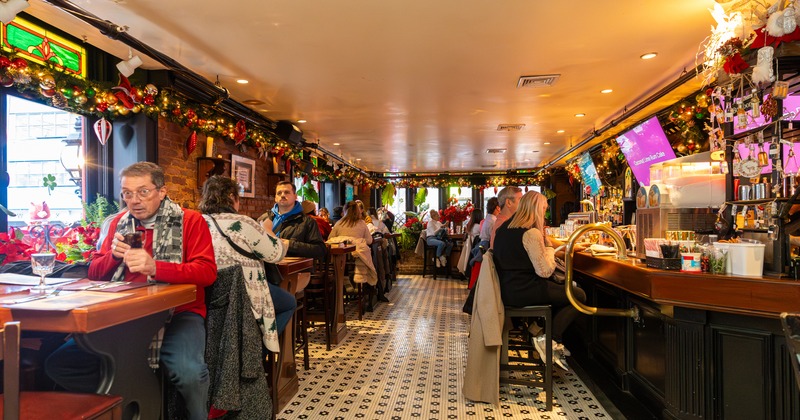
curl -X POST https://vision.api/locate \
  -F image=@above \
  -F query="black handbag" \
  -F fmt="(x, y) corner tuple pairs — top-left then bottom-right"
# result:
(209, 216), (283, 285)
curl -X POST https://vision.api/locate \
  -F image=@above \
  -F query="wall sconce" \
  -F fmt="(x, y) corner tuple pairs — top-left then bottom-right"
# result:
(116, 49), (142, 77)
(0, 0), (29, 24)
(60, 118), (84, 197)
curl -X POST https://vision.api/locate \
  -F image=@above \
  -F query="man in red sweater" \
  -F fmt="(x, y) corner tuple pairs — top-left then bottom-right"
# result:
(46, 162), (217, 420)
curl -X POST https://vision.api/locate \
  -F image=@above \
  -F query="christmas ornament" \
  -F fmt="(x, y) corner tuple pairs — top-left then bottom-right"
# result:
(187, 131), (198, 155)
(73, 94), (88, 105)
(233, 120), (247, 145)
(112, 75), (139, 109)
(93, 118), (112, 146)
(51, 92), (68, 108)
(752, 47), (775, 85)
(38, 73), (55, 90)
(40, 88), (55, 98)
(144, 84), (158, 96)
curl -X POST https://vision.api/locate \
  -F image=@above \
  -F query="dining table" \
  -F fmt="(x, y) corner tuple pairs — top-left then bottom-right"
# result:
(0, 277), (196, 420)
(274, 257), (313, 413)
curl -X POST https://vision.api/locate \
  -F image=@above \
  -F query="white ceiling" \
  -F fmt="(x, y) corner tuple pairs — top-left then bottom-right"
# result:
(27, 0), (716, 174)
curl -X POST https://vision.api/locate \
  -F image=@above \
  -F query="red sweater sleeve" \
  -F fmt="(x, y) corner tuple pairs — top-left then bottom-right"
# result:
(88, 214), (125, 281)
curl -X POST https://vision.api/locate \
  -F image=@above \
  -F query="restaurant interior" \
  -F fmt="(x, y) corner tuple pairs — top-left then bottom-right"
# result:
(1, 0), (800, 419)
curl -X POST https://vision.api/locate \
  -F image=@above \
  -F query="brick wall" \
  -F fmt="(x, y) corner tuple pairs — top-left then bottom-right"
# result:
(156, 119), (286, 220)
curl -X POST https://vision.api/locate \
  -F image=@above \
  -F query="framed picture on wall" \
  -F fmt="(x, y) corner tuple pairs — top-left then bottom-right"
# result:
(231, 155), (256, 198)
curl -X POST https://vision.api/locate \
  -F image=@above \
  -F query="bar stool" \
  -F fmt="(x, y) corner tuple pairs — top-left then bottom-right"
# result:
(501, 305), (553, 411)
(422, 242), (445, 279)
(305, 252), (335, 351)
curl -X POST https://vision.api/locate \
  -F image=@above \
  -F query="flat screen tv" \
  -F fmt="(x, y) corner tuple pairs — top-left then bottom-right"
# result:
(577, 152), (601, 196)
(345, 183), (354, 203)
(615, 116), (676, 185)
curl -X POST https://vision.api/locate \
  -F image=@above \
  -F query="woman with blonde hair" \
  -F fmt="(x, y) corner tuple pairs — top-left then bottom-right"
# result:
(493, 191), (586, 371)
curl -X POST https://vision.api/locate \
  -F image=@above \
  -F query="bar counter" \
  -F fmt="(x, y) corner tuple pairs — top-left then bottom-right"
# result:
(570, 252), (800, 420)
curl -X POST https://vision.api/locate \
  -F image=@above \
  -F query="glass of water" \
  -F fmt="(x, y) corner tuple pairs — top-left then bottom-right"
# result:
(30, 253), (56, 293)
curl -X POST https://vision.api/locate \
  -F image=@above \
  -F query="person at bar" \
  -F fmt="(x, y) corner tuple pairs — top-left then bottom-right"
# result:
(303, 200), (332, 240)
(490, 186), (523, 249)
(479, 198), (499, 248)
(259, 181), (326, 259)
(199, 175), (294, 338)
(318, 207), (332, 226)
(46, 162), (217, 420)
(493, 191), (587, 371)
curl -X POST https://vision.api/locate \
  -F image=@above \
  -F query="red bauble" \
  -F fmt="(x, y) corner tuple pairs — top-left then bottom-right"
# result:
(11, 58), (27, 69)
(41, 88), (56, 98)
(143, 95), (155, 105)
(96, 102), (109, 112)
(172, 108), (182, 116)
(0, 76), (13, 88)
(0, 57), (11, 68)
(186, 131), (198, 155)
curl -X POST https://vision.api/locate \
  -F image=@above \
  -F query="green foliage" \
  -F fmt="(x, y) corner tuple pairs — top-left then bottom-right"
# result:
(381, 184), (395, 207)
(298, 181), (319, 203)
(413, 188), (427, 208)
(82, 194), (120, 226)
(397, 229), (420, 251)
(42, 174), (57, 195)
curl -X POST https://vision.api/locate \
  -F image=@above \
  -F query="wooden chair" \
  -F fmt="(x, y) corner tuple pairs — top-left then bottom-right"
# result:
(501, 306), (553, 411)
(305, 252), (336, 350)
(0, 321), (123, 420)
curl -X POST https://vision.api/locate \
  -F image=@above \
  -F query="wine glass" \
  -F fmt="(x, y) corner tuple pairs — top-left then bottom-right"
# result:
(30, 252), (56, 293)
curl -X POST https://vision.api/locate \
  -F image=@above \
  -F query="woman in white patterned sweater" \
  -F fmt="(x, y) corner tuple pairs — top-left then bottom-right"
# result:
(199, 176), (290, 353)
(493, 191), (587, 371)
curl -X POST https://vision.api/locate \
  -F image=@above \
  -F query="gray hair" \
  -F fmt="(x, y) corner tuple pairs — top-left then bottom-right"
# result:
(497, 186), (522, 208)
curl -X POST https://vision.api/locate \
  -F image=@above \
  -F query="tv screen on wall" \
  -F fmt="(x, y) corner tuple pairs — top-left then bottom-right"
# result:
(577, 152), (601, 196)
(345, 183), (354, 203)
(615, 116), (676, 185)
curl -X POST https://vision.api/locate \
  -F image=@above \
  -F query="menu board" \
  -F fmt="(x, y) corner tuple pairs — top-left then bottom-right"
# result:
(615, 116), (676, 185)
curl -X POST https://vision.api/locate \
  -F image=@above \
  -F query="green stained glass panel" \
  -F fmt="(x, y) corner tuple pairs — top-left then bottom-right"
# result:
(3, 19), (85, 78)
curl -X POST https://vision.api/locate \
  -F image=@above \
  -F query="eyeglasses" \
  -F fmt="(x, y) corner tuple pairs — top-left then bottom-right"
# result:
(121, 187), (160, 200)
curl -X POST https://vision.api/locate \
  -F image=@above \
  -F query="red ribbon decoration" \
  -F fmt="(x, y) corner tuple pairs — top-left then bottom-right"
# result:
(112, 74), (139, 110)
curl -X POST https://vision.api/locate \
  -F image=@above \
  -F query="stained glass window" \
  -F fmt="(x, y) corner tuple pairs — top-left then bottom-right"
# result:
(1, 17), (86, 79)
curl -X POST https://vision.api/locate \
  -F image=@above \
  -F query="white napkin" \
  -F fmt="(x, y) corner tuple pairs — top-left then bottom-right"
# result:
(589, 244), (617, 257)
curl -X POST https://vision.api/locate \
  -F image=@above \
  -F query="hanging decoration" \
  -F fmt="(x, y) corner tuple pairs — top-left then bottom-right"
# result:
(93, 117), (112, 146)
(186, 131), (198, 155)
(0, 50), (384, 187)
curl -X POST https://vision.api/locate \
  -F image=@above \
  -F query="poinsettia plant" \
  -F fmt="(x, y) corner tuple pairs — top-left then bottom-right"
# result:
(439, 199), (474, 225)
(0, 227), (35, 266)
(55, 224), (100, 263)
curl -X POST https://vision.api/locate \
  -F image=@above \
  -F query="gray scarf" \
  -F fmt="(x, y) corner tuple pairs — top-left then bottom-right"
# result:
(111, 197), (184, 282)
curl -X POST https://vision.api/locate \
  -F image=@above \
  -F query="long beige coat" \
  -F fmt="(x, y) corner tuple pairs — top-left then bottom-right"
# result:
(462, 251), (505, 405)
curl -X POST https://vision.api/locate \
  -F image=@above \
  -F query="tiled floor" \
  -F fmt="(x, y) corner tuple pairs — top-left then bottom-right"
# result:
(279, 275), (613, 420)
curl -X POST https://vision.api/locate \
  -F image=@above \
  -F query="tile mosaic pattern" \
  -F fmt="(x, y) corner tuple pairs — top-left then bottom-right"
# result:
(279, 275), (612, 419)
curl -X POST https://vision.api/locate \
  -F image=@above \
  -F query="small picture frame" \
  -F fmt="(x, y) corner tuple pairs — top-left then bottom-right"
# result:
(231, 155), (256, 198)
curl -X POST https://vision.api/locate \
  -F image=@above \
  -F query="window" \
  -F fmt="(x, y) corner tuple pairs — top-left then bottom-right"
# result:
(6, 96), (84, 226)
(447, 186), (472, 207)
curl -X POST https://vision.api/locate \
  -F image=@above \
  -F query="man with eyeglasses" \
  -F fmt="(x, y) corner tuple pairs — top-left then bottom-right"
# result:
(46, 162), (217, 420)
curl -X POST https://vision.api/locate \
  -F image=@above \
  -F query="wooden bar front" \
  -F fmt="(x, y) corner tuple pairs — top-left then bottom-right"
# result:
(570, 252), (800, 420)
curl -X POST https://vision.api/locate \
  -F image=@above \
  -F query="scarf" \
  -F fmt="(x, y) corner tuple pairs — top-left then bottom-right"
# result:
(271, 201), (303, 235)
(111, 197), (184, 282)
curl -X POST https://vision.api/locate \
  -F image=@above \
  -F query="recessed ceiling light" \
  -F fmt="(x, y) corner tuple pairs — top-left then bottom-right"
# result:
(601, 89), (613, 94)
(575, 113), (586, 117)
(236, 79), (249, 84)
(557, 130), (565, 134)
(640, 52), (657, 60)
(297, 119), (307, 124)
(486, 148), (507, 154)
(333, 143), (340, 146)
(543, 142), (551, 145)
(356, 158), (361, 161)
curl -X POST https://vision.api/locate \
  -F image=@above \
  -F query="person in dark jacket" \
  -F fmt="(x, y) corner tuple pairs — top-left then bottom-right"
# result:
(259, 181), (326, 259)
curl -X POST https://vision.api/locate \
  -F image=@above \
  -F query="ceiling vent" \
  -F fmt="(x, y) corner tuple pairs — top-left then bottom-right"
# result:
(481, 164), (498, 168)
(517, 74), (560, 88)
(486, 148), (506, 154)
(497, 123), (525, 131)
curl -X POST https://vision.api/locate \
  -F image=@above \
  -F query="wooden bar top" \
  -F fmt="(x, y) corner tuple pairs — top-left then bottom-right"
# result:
(328, 244), (356, 254)
(276, 257), (314, 275)
(573, 252), (800, 317)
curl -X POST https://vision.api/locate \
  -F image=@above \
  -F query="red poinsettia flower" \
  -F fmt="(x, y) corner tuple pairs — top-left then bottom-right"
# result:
(723, 52), (749, 75)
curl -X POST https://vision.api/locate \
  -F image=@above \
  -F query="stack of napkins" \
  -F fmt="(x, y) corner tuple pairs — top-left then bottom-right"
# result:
(589, 244), (617, 257)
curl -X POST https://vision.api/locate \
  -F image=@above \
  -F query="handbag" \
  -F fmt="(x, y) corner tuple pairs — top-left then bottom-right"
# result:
(209, 216), (284, 285)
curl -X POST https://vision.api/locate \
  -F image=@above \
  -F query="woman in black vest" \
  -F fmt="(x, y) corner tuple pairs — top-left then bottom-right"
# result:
(493, 191), (586, 371)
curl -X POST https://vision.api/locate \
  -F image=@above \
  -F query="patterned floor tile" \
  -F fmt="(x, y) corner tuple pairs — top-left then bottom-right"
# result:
(279, 275), (612, 420)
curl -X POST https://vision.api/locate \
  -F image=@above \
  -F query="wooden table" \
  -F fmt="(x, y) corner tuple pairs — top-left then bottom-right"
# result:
(329, 244), (356, 345)
(275, 257), (313, 413)
(0, 281), (196, 420)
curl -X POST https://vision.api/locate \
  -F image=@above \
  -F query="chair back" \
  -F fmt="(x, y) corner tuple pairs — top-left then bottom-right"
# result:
(780, 313), (800, 390)
(1, 321), (21, 420)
